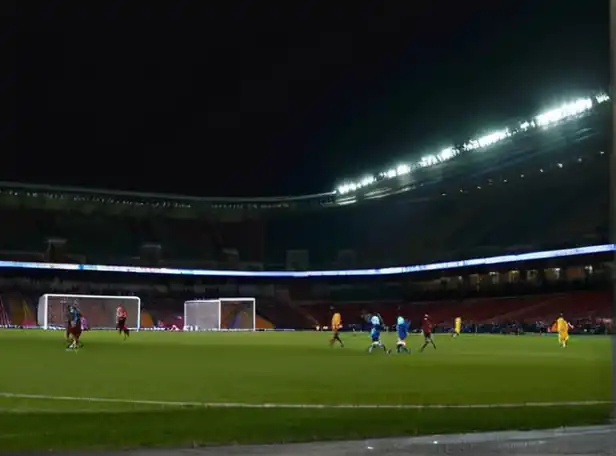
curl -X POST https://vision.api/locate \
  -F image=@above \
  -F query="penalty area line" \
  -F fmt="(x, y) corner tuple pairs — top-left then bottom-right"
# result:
(0, 393), (612, 410)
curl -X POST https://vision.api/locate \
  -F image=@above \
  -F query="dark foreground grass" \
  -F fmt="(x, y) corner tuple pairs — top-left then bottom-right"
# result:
(0, 330), (612, 451)
(0, 405), (611, 452)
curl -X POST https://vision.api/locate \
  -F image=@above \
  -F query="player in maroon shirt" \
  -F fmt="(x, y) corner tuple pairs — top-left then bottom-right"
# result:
(116, 305), (130, 339)
(420, 314), (436, 352)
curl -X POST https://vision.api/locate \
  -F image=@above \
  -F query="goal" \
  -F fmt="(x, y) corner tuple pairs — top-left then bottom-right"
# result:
(183, 298), (256, 331)
(37, 294), (141, 330)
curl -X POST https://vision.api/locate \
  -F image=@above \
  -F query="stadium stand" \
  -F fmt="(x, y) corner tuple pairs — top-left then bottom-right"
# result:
(140, 310), (155, 329)
(267, 150), (607, 268)
(297, 290), (611, 332)
(0, 96), (608, 270)
(0, 264), (610, 333)
(0, 156), (605, 271)
(0, 292), (36, 327)
(0, 296), (10, 326)
(0, 94), (610, 335)
(0, 164), (607, 270)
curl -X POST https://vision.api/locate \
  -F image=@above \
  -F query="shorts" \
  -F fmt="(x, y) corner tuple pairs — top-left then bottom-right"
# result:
(371, 335), (380, 343)
(117, 318), (127, 330)
(424, 332), (432, 340)
(68, 321), (82, 336)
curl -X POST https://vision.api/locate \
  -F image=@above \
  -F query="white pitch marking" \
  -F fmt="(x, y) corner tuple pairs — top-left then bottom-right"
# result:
(0, 392), (612, 410)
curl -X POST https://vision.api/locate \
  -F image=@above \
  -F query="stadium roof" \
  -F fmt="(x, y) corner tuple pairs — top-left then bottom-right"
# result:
(1, 91), (610, 205)
(334, 93), (610, 196)
(0, 181), (334, 204)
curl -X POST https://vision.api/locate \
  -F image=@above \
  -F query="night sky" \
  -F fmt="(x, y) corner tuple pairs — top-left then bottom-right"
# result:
(9, 1), (608, 197)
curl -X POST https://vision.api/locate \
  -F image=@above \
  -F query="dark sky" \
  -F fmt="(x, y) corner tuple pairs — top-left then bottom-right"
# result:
(9, 1), (609, 197)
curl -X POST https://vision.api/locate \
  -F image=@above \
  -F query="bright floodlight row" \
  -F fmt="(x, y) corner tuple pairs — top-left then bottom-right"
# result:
(335, 93), (610, 195)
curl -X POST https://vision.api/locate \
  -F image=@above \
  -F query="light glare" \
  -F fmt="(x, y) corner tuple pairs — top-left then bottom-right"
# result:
(335, 93), (607, 195)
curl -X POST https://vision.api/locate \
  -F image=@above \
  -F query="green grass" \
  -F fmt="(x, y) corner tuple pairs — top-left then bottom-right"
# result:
(0, 330), (612, 451)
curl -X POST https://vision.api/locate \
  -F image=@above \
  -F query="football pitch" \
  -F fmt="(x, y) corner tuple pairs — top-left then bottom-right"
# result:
(0, 330), (612, 452)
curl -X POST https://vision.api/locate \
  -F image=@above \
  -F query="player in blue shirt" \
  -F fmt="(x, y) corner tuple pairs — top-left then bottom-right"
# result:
(368, 315), (390, 354)
(396, 316), (410, 353)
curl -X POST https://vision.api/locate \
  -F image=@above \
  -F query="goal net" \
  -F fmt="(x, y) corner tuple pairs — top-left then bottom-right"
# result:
(184, 298), (256, 331)
(37, 294), (141, 330)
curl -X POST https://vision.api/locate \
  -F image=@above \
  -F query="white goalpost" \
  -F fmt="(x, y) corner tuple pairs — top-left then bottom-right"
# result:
(183, 297), (256, 331)
(37, 294), (141, 331)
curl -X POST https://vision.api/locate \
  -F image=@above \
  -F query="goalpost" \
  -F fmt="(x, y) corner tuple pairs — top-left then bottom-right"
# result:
(183, 297), (256, 331)
(37, 294), (141, 331)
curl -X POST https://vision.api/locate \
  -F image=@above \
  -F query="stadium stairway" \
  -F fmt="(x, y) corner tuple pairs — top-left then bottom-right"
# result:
(4, 293), (33, 326)
(529, 291), (610, 322)
(0, 295), (11, 326)
(287, 301), (319, 327)
(257, 300), (312, 329)
(255, 315), (274, 330)
(220, 302), (266, 330)
(220, 304), (239, 329)
(481, 295), (566, 323)
(146, 298), (182, 327)
(230, 310), (247, 329)
(140, 311), (154, 329)
(80, 304), (107, 329)
(21, 298), (35, 326)
(227, 309), (273, 330)
(274, 287), (320, 327)
(296, 291), (612, 330)
(5, 294), (22, 325)
(297, 302), (338, 327)
(300, 301), (430, 328)
(336, 302), (377, 325)
(395, 300), (461, 326)
(449, 296), (543, 324)
(494, 295), (572, 324)
(220, 305), (274, 330)
(409, 300), (477, 326)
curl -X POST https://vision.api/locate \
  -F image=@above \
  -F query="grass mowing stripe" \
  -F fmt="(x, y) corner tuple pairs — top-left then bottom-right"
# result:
(0, 392), (612, 409)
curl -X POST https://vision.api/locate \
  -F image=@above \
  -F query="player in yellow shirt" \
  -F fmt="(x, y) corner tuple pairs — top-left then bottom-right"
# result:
(329, 312), (343, 347)
(329, 311), (344, 347)
(452, 317), (462, 338)
(556, 313), (570, 348)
